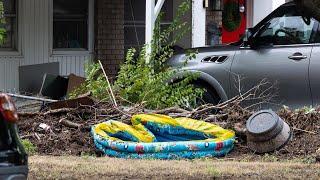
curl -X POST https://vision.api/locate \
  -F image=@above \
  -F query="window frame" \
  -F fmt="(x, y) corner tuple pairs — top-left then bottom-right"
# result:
(0, 0), (22, 56)
(49, 0), (94, 56)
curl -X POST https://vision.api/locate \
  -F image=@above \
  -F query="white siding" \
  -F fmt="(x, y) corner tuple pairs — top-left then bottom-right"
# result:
(0, 58), (20, 91)
(253, 1), (273, 26)
(0, 0), (91, 91)
(50, 55), (88, 77)
(272, 0), (286, 11)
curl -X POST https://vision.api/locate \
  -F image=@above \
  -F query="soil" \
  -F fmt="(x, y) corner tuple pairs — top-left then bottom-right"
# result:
(17, 102), (320, 161)
(18, 113), (99, 156)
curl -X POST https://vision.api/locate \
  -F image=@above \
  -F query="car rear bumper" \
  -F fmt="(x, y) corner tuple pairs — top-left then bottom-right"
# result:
(0, 165), (28, 180)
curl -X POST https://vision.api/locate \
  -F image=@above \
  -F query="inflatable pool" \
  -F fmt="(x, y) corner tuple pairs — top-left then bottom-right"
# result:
(92, 114), (235, 159)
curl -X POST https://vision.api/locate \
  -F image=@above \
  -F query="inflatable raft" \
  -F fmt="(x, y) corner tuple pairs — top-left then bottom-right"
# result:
(92, 114), (235, 159)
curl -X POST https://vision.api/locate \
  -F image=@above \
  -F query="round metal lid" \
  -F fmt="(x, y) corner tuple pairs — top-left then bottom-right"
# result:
(246, 110), (280, 135)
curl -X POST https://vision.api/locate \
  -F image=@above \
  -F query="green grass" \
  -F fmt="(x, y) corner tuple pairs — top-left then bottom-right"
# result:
(207, 167), (221, 177)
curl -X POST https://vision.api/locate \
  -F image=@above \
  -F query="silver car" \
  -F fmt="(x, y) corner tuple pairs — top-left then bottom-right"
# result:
(170, 2), (320, 109)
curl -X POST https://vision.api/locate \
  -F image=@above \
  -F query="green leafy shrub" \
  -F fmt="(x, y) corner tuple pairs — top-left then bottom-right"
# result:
(114, 48), (202, 109)
(70, 0), (203, 109)
(114, 0), (203, 109)
(21, 139), (37, 155)
(69, 61), (111, 100)
(0, 2), (7, 44)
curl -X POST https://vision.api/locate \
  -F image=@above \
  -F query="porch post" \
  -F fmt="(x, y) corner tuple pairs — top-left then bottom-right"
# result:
(191, 0), (206, 47)
(155, 0), (166, 17)
(145, 0), (165, 63)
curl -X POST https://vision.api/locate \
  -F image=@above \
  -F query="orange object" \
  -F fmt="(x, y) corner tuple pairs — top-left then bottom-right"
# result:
(0, 93), (18, 123)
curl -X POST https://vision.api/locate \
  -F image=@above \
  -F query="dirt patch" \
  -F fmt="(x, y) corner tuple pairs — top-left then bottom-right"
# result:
(223, 106), (320, 160)
(17, 102), (320, 161)
(18, 113), (99, 156)
(28, 156), (320, 180)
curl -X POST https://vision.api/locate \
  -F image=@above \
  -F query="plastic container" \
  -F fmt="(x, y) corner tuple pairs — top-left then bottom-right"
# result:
(246, 110), (292, 153)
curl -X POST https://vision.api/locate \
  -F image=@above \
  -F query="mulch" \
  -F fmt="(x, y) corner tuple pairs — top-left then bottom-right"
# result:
(17, 102), (320, 161)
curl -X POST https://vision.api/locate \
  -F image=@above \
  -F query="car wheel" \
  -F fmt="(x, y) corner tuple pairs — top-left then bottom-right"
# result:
(194, 83), (221, 106)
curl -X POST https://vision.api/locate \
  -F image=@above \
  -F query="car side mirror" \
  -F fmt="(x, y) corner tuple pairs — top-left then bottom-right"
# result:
(244, 28), (272, 50)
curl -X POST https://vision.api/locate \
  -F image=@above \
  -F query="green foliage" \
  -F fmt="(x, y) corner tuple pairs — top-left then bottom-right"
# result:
(81, 152), (98, 158)
(114, 0), (203, 109)
(69, 62), (110, 100)
(115, 47), (202, 109)
(70, 0), (203, 109)
(0, 2), (7, 44)
(21, 139), (37, 155)
(151, 1), (191, 72)
(299, 106), (316, 114)
(207, 167), (221, 177)
(261, 154), (279, 162)
(290, 156), (317, 164)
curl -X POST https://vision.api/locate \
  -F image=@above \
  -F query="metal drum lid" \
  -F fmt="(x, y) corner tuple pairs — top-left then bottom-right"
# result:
(246, 110), (280, 136)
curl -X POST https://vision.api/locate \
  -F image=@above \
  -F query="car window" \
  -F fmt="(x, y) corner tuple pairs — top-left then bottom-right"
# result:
(256, 7), (318, 45)
(314, 24), (320, 43)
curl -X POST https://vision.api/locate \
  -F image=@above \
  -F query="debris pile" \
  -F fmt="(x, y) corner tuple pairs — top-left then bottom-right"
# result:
(17, 100), (320, 160)
(277, 107), (320, 158)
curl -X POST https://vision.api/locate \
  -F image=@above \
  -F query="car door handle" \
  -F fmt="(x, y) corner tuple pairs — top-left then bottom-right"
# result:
(288, 53), (307, 61)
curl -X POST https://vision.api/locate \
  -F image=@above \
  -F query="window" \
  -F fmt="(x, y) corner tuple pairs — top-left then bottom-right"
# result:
(124, 0), (173, 51)
(0, 0), (17, 50)
(255, 6), (318, 45)
(53, 0), (88, 50)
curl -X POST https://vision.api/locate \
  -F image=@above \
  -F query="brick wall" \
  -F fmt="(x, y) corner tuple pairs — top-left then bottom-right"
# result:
(206, 10), (222, 45)
(95, 0), (124, 79)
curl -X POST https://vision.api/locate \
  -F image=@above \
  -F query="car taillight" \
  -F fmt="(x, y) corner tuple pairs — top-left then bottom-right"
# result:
(0, 93), (18, 123)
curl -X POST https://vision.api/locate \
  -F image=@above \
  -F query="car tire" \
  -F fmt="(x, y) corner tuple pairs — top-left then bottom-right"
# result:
(194, 83), (221, 106)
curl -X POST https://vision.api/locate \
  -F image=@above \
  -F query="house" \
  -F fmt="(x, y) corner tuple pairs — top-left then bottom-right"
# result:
(0, 0), (286, 93)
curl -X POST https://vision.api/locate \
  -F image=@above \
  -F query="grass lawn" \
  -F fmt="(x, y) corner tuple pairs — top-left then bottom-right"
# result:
(29, 156), (320, 179)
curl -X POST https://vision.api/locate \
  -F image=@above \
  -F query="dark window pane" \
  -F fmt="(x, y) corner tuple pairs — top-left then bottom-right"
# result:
(54, 0), (87, 16)
(53, 0), (88, 49)
(161, 0), (173, 22)
(124, 26), (145, 50)
(2, 0), (15, 14)
(124, 0), (173, 22)
(124, 0), (173, 51)
(314, 25), (320, 43)
(124, 0), (145, 22)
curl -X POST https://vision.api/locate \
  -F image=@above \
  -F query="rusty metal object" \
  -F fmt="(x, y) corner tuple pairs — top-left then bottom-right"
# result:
(48, 96), (95, 110)
(66, 74), (86, 95)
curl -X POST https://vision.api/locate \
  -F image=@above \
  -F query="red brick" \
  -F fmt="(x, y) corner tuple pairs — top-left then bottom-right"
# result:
(95, 0), (124, 78)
